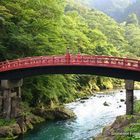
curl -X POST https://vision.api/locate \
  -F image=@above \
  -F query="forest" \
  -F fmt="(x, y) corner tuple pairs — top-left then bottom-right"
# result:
(75, 0), (140, 22)
(0, 0), (140, 107)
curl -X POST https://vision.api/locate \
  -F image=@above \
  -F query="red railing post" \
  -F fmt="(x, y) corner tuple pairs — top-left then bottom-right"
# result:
(82, 56), (83, 63)
(40, 56), (43, 64)
(108, 57), (111, 64)
(65, 53), (70, 64)
(95, 56), (97, 64)
(124, 58), (126, 67)
(53, 56), (54, 64)
(138, 61), (140, 68)
(77, 53), (81, 64)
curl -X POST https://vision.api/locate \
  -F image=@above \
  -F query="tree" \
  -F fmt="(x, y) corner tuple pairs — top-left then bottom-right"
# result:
(126, 13), (139, 25)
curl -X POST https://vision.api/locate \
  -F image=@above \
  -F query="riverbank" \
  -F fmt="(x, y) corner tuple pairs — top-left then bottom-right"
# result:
(0, 114), (45, 139)
(0, 106), (76, 139)
(95, 100), (140, 140)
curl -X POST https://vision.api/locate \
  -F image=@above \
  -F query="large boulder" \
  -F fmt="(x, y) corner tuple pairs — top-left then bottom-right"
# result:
(54, 107), (76, 120)
(33, 107), (76, 120)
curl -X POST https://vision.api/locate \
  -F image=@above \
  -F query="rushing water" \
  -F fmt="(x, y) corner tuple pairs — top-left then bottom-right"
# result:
(18, 90), (140, 140)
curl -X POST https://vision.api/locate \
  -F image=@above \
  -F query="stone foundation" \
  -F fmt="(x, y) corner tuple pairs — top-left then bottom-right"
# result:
(0, 79), (23, 119)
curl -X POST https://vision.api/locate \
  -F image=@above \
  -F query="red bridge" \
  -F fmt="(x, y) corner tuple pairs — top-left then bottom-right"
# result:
(0, 54), (140, 81)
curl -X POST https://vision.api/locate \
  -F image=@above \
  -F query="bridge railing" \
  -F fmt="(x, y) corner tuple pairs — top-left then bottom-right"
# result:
(0, 54), (140, 72)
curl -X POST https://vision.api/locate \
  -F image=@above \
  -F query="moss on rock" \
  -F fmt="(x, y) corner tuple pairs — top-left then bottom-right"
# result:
(33, 106), (76, 120)
(95, 115), (140, 140)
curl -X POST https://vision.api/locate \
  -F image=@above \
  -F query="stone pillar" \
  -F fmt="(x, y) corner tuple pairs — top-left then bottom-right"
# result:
(11, 96), (18, 118)
(3, 89), (11, 120)
(0, 96), (2, 114)
(0, 89), (2, 115)
(125, 80), (134, 115)
(0, 79), (23, 119)
(15, 87), (22, 98)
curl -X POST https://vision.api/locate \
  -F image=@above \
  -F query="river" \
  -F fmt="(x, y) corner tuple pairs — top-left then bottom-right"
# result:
(18, 90), (140, 140)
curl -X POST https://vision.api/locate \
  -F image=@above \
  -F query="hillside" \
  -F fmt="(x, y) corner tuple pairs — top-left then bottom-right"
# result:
(74, 0), (137, 21)
(124, 0), (140, 21)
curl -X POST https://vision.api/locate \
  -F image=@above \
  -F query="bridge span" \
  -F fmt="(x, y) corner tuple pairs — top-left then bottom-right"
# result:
(0, 54), (140, 81)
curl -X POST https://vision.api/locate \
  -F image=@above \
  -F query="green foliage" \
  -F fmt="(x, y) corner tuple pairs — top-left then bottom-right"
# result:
(126, 14), (139, 25)
(23, 75), (77, 106)
(0, 119), (16, 126)
(74, 0), (132, 21)
(0, 0), (138, 107)
(124, 0), (140, 22)
(134, 100), (140, 113)
(124, 23), (140, 57)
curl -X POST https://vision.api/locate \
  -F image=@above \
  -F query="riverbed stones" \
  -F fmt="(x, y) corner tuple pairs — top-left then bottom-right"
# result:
(120, 99), (125, 102)
(103, 101), (109, 106)
(80, 100), (85, 103)
(81, 96), (89, 100)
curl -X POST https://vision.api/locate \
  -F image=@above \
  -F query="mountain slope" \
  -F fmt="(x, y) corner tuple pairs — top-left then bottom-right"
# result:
(74, 0), (136, 21)
(124, 0), (140, 21)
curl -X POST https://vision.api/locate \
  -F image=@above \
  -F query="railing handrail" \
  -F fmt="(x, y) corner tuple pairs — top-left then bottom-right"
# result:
(0, 54), (140, 72)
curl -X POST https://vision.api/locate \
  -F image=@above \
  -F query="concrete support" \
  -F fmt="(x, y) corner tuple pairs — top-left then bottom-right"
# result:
(0, 79), (23, 120)
(125, 80), (134, 115)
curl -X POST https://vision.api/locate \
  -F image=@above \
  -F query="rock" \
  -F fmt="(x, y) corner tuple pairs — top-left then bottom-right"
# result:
(33, 107), (76, 120)
(29, 115), (45, 125)
(95, 115), (140, 140)
(11, 124), (21, 135)
(76, 98), (80, 101)
(81, 96), (89, 100)
(96, 115), (140, 140)
(25, 117), (33, 130)
(134, 96), (137, 101)
(54, 107), (76, 120)
(33, 108), (55, 120)
(103, 101), (109, 106)
(0, 123), (21, 138)
(16, 116), (27, 133)
(120, 99), (125, 102)
(98, 96), (103, 98)
(119, 105), (122, 108)
(80, 100), (85, 103)
(0, 114), (45, 139)
(0, 126), (12, 138)
(120, 90), (123, 93)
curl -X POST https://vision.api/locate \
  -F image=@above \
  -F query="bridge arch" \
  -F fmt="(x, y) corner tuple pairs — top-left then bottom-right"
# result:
(0, 54), (140, 81)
